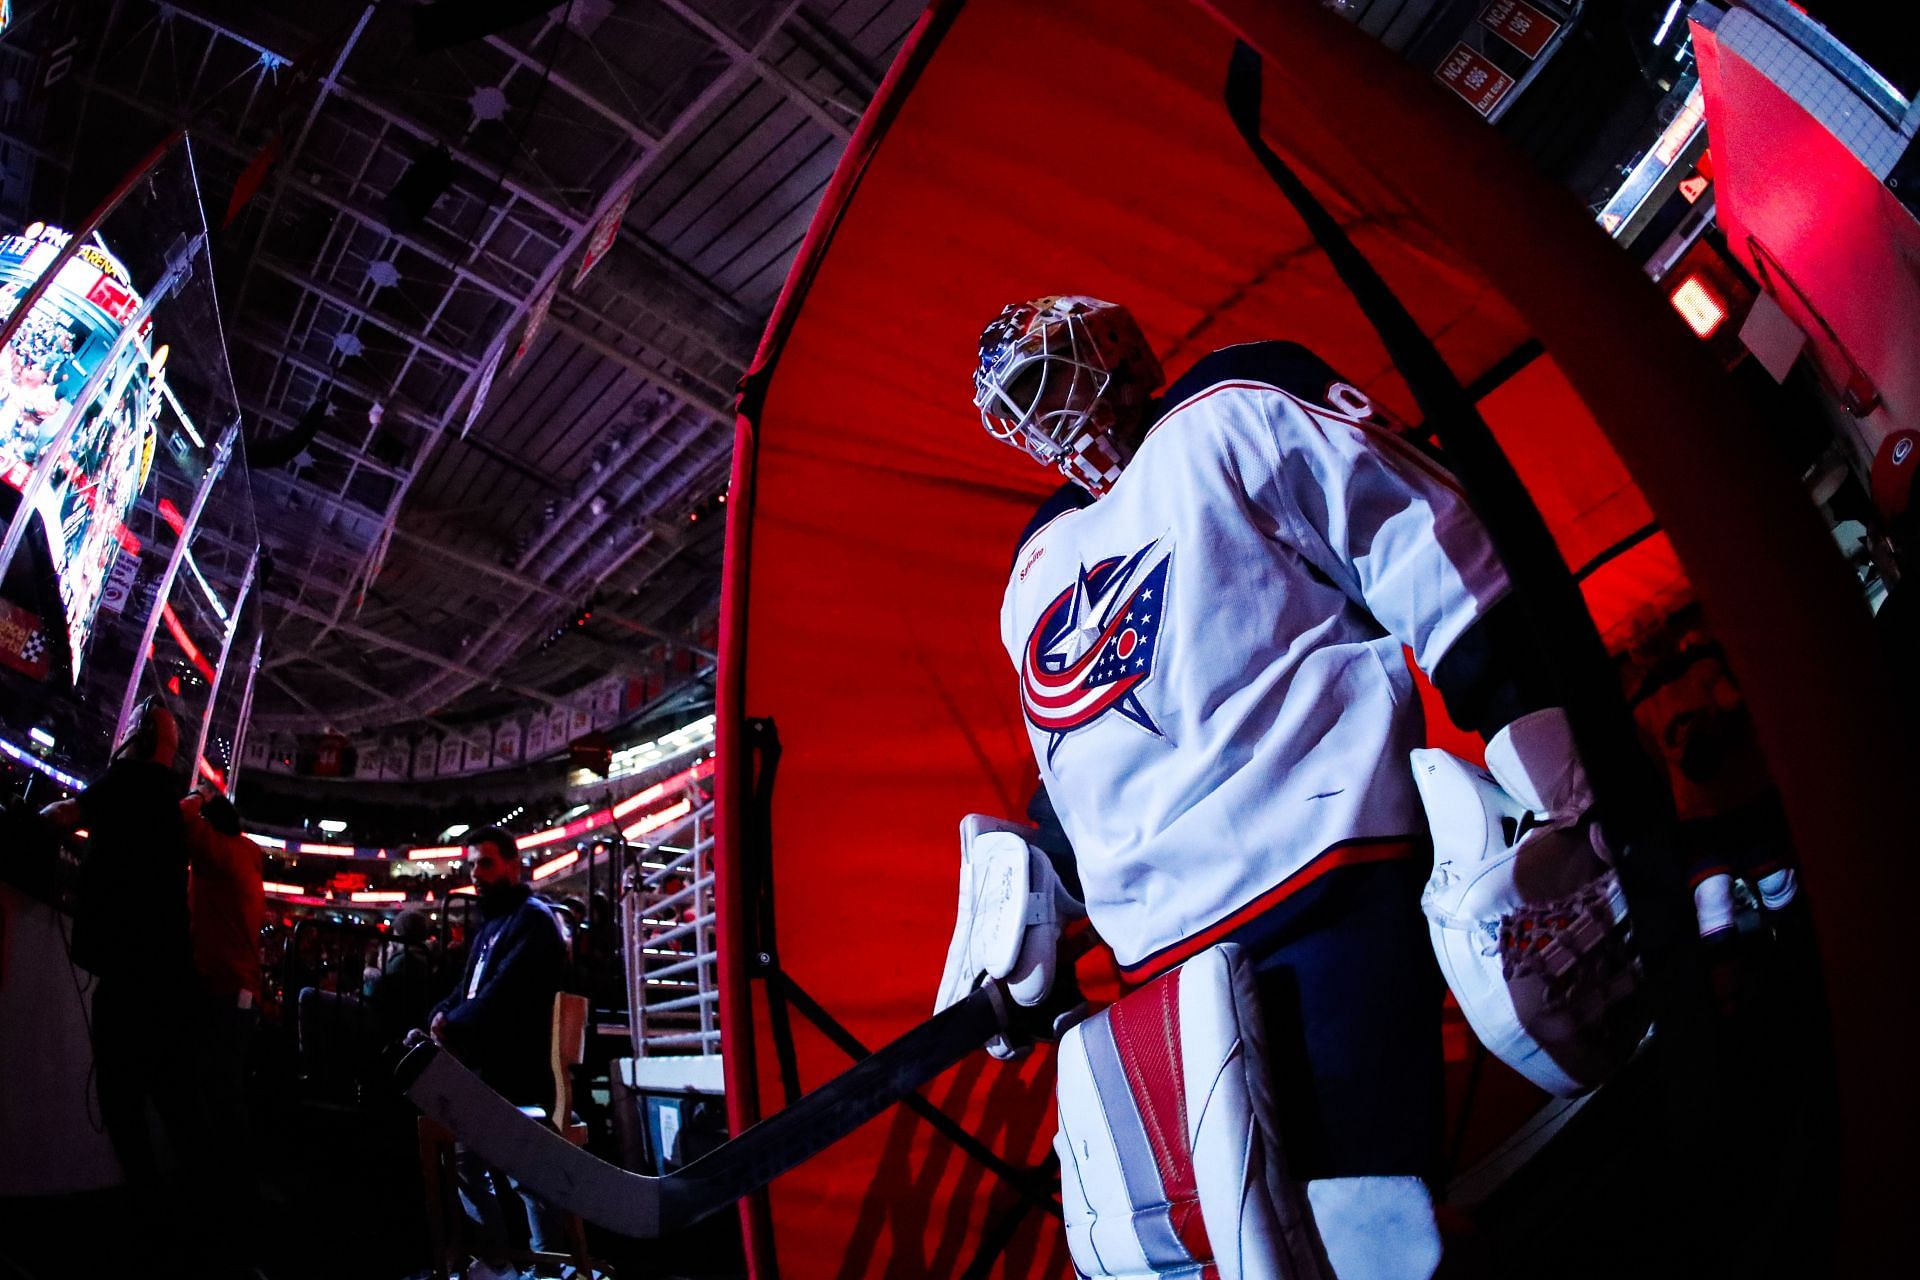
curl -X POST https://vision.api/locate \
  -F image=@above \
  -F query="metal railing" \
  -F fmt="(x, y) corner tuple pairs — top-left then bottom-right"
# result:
(620, 783), (719, 1059)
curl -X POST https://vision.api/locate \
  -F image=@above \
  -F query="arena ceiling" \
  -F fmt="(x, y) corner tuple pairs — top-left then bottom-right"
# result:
(36, 0), (923, 738)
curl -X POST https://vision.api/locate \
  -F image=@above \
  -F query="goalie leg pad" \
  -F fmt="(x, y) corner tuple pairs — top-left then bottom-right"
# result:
(1054, 944), (1439, 1279)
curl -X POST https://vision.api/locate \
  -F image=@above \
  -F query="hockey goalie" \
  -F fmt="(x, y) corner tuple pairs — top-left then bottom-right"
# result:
(934, 297), (1648, 1278)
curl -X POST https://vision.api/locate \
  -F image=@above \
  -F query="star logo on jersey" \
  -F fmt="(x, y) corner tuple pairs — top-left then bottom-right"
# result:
(1021, 538), (1171, 760)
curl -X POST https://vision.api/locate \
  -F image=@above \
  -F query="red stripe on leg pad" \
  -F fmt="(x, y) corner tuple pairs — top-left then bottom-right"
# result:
(1107, 966), (1214, 1264)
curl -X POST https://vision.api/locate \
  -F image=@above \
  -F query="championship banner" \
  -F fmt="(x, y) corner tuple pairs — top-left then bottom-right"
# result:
(414, 736), (440, 780)
(569, 697), (593, 740)
(573, 179), (635, 288)
(265, 735), (296, 774)
(464, 728), (491, 772)
(353, 740), (382, 779)
(525, 713), (549, 761)
(437, 737), (464, 777)
(547, 705), (569, 746)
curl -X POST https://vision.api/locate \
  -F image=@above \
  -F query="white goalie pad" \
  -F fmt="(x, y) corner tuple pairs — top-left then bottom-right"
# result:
(1413, 743), (1646, 1097)
(1053, 944), (1440, 1280)
(934, 814), (1083, 1055)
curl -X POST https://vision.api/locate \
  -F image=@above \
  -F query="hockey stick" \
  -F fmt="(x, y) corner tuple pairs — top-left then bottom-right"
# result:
(400, 982), (1014, 1238)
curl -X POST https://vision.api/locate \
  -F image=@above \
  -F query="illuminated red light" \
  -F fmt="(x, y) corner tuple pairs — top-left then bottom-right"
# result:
(622, 797), (694, 841)
(157, 498), (186, 534)
(160, 602), (217, 680)
(452, 885), (478, 896)
(1670, 275), (1727, 338)
(297, 842), (356, 857)
(409, 844), (466, 860)
(532, 851), (582, 882)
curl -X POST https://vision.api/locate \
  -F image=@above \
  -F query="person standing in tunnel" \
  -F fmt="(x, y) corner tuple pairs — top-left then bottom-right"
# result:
(936, 296), (1634, 1276)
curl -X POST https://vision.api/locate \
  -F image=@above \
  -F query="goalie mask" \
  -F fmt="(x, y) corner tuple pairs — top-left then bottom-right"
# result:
(973, 296), (1164, 496)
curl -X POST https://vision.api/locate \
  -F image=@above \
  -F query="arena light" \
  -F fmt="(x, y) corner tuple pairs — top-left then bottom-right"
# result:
(248, 832), (286, 849)
(0, 735), (85, 789)
(532, 851), (582, 882)
(622, 797), (694, 841)
(297, 842), (355, 857)
(410, 844), (466, 861)
(27, 727), (54, 748)
(263, 881), (304, 895)
(350, 890), (407, 904)
(1670, 274), (1727, 338)
(442, 823), (469, 839)
(318, 819), (349, 834)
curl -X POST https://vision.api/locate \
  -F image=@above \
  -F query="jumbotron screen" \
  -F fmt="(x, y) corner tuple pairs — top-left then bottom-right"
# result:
(0, 221), (165, 680)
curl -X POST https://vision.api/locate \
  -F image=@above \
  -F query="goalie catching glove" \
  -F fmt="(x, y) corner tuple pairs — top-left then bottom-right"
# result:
(935, 814), (1088, 1059)
(1414, 707), (1648, 1097)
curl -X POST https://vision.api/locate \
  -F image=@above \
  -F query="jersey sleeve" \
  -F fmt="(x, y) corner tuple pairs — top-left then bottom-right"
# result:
(1252, 390), (1511, 673)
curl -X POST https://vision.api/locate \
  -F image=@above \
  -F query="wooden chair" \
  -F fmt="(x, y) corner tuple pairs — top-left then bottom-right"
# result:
(418, 992), (604, 1279)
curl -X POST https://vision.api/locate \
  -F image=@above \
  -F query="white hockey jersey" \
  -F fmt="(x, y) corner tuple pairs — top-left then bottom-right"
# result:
(999, 342), (1512, 972)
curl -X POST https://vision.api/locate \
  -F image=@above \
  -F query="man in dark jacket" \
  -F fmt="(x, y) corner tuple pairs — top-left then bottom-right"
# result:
(40, 697), (202, 1271)
(426, 826), (568, 1277)
(42, 699), (194, 1178)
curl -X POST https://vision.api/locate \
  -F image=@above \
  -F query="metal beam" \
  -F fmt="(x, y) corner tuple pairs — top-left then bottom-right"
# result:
(545, 313), (732, 421)
(253, 257), (483, 375)
(482, 33), (661, 147)
(328, 81), (588, 234)
(266, 592), (568, 709)
(654, 0), (856, 140)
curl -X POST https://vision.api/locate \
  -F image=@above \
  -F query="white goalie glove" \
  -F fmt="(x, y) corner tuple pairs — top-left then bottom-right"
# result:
(934, 814), (1087, 1059)
(1414, 707), (1647, 1097)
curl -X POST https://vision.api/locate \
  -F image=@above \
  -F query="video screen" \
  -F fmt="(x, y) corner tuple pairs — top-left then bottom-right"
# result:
(0, 221), (166, 680)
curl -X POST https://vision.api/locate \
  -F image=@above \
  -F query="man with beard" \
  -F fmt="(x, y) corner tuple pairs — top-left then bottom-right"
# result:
(424, 826), (570, 1280)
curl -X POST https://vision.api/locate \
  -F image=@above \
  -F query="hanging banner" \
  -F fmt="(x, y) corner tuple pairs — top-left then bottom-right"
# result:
(241, 736), (270, 770)
(1436, 42), (1515, 117)
(493, 718), (523, 767)
(525, 713), (549, 760)
(569, 696), (593, 740)
(591, 675), (622, 728)
(413, 737), (439, 779)
(100, 549), (141, 615)
(1479, 0), (1560, 61)
(437, 737), (464, 777)
(0, 599), (49, 680)
(510, 275), (559, 375)
(573, 179), (635, 288)
(266, 735), (296, 774)
(462, 342), (504, 438)
(464, 728), (491, 772)
(352, 740), (382, 779)
(547, 705), (570, 746)
(383, 742), (411, 780)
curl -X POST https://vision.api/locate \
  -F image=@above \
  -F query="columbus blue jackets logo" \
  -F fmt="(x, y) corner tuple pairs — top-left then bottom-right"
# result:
(1021, 538), (1171, 759)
